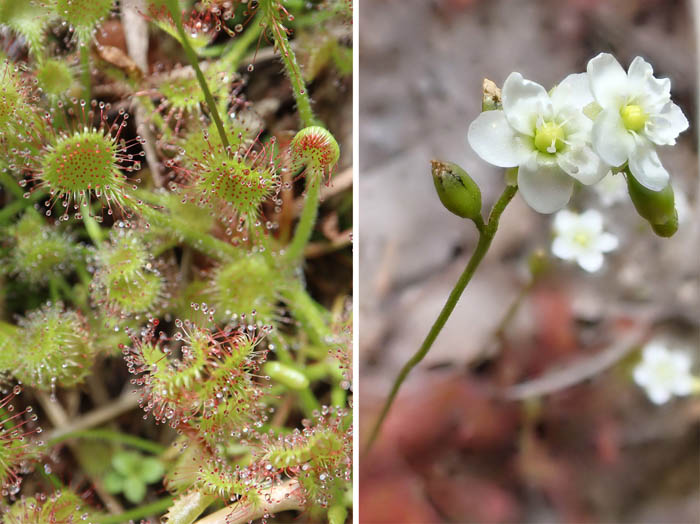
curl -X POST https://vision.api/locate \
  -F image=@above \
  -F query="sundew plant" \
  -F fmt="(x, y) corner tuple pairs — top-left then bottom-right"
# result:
(366, 53), (695, 449)
(0, 1), (352, 523)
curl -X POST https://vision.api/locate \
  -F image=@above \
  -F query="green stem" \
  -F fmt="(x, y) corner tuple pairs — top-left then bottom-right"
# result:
(95, 495), (173, 524)
(364, 184), (518, 452)
(493, 278), (534, 342)
(49, 277), (60, 304)
(261, 0), (315, 127)
(285, 172), (320, 261)
(80, 44), (91, 101)
(81, 201), (103, 245)
(46, 428), (167, 455)
(166, 0), (229, 150)
(281, 277), (331, 347)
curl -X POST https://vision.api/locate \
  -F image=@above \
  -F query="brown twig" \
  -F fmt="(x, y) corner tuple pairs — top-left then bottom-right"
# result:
(43, 391), (141, 442)
(502, 325), (650, 401)
(37, 392), (125, 514)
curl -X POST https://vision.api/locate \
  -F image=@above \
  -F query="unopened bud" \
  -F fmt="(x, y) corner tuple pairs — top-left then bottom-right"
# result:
(651, 210), (679, 238)
(626, 169), (676, 229)
(528, 248), (549, 279)
(431, 160), (482, 221)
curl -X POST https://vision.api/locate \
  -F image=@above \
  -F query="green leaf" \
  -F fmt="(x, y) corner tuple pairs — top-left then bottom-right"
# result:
(103, 471), (125, 494)
(112, 451), (141, 475)
(140, 458), (165, 484)
(123, 479), (147, 504)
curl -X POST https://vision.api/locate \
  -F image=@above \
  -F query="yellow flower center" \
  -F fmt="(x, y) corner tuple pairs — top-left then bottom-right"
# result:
(534, 122), (565, 154)
(573, 231), (592, 247)
(620, 104), (647, 132)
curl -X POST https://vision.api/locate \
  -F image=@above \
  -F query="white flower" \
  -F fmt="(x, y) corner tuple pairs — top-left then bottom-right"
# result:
(587, 53), (689, 191)
(593, 171), (627, 207)
(468, 72), (608, 214)
(633, 342), (694, 405)
(551, 209), (618, 272)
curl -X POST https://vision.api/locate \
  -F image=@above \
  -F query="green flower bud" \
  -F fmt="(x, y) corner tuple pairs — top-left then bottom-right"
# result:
(625, 169), (676, 225)
(431, 160), (482, 221)
(527, 248), (549, 279)
(651, 210), (679, 238)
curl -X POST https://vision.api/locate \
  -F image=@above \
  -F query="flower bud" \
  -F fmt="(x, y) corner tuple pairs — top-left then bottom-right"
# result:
(431, 160), (482, 221)
(527, 248), (549, 279)
(625, 169), (676, 225)
(651, 210), (679, 238)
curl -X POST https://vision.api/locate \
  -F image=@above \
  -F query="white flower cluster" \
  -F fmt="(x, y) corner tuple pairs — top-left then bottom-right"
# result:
(468, 53), (688, 214)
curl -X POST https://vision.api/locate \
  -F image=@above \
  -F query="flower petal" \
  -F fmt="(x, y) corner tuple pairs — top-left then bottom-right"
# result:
(628, 138), (669, 191)
(587, 53), (629, 108)
(628, 56), (671, 107)
(594, 232), (619, 253)
(553, 209), (577, 233)
(579, 209), (604, 232)
(592, 109), (635, 167)
(557, 146), (609, 185)
(551, 73), (594, 111)
(517, 161), (574, 214)
(633, 365), (651, 387)
(671, 375), (693, 396)
(501, 72), (552, 136)
(467, 110), (531, 168)
(646, 386), (671, 405)
(551, 237), (578, 261)
(577, 251), (604, 272)
(646, 102), (689, 146)
(643, 343), (669, 363)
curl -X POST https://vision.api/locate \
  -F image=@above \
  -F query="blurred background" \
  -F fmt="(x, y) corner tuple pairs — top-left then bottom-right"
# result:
(358, 0), (699, 522)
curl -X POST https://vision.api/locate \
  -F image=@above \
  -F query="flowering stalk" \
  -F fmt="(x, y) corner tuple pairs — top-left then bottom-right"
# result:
(80, 44), (91, 101)
(261, 0), (315, 127)
(163, 0), (229, 150)
(286, 173), (321, 261)
(365, 181), (518, 451)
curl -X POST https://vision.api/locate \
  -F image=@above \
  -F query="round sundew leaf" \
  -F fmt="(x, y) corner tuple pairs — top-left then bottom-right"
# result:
(0, 65), (27, 132)
(211, 254), (280, 322)
(103, 272), (164, 314)
(53, 0), (114, 35)
(14, 303), (95, 389)
(36, 59), (74, 98)
(194, 150), (276, 217)
(0, 0), (46, 54)
(5, 489), (94, 523)
(7, 212), (77, 285)
(158, 66), (228, 113)
(97, 231), (152, 284)
(41, 130), (120, 194)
